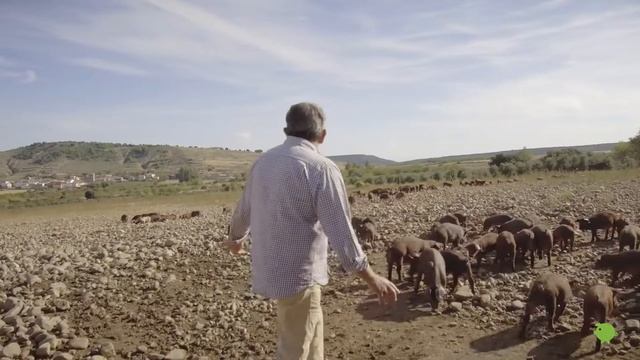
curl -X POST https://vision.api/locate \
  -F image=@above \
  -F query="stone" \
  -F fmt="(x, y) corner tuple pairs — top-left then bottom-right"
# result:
(508, 300), (525, 311)
(52, 352), (73, 360)
(478, 294), (492, 308)
(53, 300), (70, 312)
(90, 356), (107, 360)
(448, 302), (463, 313)
(453, 287), (474, 302)
(100, 342), (116, 357)
(2, 298), (22, 313)
(27, 275), (42, 286)
(38, 334), (58, 348)
(136, 345), (148, 354)
(165, 348), (187, 360)
(630, 335), (640, 347)
(557, 323), (572, 332)
(35, 343), (53, 358)
(2, 299), (23, 319)
(148, 353), (165, 360)
(625, 319), (640, 332)
(2, 343), (21, 358)
(68, 337), (89, 350)
(0, 326), (15, 336)
(35, 316), (54, 331)
(49, 283), (68, 298)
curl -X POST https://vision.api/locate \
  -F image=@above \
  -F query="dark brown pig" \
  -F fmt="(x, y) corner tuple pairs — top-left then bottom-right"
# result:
(519, 273), (572, 339)
(427, 223), (466, 248)
(413, 248), (447, 310)
(581, 284), (617, 352)
(553, 224), (578, 252)
(619, 225), (640, 252)
(386, 236), (442, 282)
(532, 225), (553, 267)
(441, 249), (476, 295)
(497, 218), (533, 235)
(515, 229), (535, 268)
(465, 233), (499, 269)
(577, 212), (617, 242)
(483, 214), (514, 231)
(595, 250), (640, 284)
(495, 231), (516, 272)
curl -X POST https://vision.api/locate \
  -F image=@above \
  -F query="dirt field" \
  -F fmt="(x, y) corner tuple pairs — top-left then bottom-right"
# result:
(1, 175), (640, 359)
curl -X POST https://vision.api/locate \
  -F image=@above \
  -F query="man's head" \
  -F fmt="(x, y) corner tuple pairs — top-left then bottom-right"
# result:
(284, 102), (327, 144)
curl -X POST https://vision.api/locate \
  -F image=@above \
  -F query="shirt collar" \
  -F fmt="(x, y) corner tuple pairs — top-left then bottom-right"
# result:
(284, 136), (319, 153)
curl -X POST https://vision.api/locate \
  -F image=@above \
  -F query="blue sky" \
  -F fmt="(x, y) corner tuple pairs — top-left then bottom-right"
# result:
(1, 0), (639, 161)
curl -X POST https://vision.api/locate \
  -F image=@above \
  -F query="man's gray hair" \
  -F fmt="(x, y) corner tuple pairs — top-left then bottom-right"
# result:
(284, 102), (325, 141)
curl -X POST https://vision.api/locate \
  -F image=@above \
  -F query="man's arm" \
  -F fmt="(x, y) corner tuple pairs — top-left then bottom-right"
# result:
(314, 163), (398, 305)
(314, 163), (368, 273)
(224, 169), (253, 253)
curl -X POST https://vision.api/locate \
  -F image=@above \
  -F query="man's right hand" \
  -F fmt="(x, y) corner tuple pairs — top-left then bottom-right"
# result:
(357, 266), (399, 306)
(223, 239), (247, 255)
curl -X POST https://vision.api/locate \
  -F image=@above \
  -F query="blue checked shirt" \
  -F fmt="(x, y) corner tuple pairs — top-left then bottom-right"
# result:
(228, 136), (369, 299)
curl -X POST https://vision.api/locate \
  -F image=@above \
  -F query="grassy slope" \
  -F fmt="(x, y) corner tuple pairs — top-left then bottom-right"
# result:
(403, 142), (618, 165)
(0, 142), (259, 180)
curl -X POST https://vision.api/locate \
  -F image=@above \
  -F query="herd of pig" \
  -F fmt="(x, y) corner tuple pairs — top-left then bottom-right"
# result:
(365, 211), (640, 351)
(119, 210), (202, 224)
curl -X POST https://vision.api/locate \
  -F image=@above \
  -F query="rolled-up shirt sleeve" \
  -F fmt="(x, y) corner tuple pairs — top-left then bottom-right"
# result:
(228, 168), (253, 243)
(314, 162), (368, 273)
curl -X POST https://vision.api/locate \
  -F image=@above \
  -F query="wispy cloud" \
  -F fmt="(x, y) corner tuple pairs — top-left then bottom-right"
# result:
(235, 131), (252, 141)
(1, 1), (640, 159)
(68, 57), (148, 76)
(0, 56), (37, 83)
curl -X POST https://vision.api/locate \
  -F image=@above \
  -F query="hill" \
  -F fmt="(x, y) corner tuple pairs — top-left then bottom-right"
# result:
(0, 141), (620, 181)
(401, 142), (617, 165)
(0, 142), (259, 181)
(328, 154), (396, 166)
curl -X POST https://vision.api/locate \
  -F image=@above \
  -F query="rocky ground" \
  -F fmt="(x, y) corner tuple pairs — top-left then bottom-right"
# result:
(1, 176), (640, 359)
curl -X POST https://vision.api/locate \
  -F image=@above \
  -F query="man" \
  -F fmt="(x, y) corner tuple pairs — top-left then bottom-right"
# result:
(224, 102), (399, 360)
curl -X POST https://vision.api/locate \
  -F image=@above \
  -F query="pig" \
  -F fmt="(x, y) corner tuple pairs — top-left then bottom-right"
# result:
(581, 285), (617, 352)
(438, 214), (460, 226)
(619, 225), (640, 252)
(427, 223), (466, 248)
(413, 248), (447, 310)
(515, 229), (535, 268)
(497, 218), (533, 235)
(614, 218), (629, 238)
(386, 236), (442, 282)
(553, 224), (578, 252)
(483, 214), (514, 231)
(595, 250), (640, 284)
(519, 273), (573, 339)
(495, 231), (516, 272)
(577, 212), (617, 242)
(465, 233), (499, 269)
(532, 225), (553, 267)
(352, 217), (377, 245)
(441, 249), (476, 295)
(559, 217), (577, 230)
(453, 213), (468, 227)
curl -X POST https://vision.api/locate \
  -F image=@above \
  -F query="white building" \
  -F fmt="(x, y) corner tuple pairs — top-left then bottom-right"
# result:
(0, 181), (12, 189)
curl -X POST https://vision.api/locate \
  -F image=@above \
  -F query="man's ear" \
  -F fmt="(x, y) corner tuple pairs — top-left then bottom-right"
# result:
(318, 129), (327, 144)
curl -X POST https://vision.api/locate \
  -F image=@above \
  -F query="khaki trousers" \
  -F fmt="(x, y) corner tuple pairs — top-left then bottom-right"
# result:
(276, 285), (324, 360)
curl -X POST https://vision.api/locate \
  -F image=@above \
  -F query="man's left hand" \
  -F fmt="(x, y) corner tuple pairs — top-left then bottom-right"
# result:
(224, 239), (247, 255)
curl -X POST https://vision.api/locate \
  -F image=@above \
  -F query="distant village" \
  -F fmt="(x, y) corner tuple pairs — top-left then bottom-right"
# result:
(0, 173), (159, 190)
